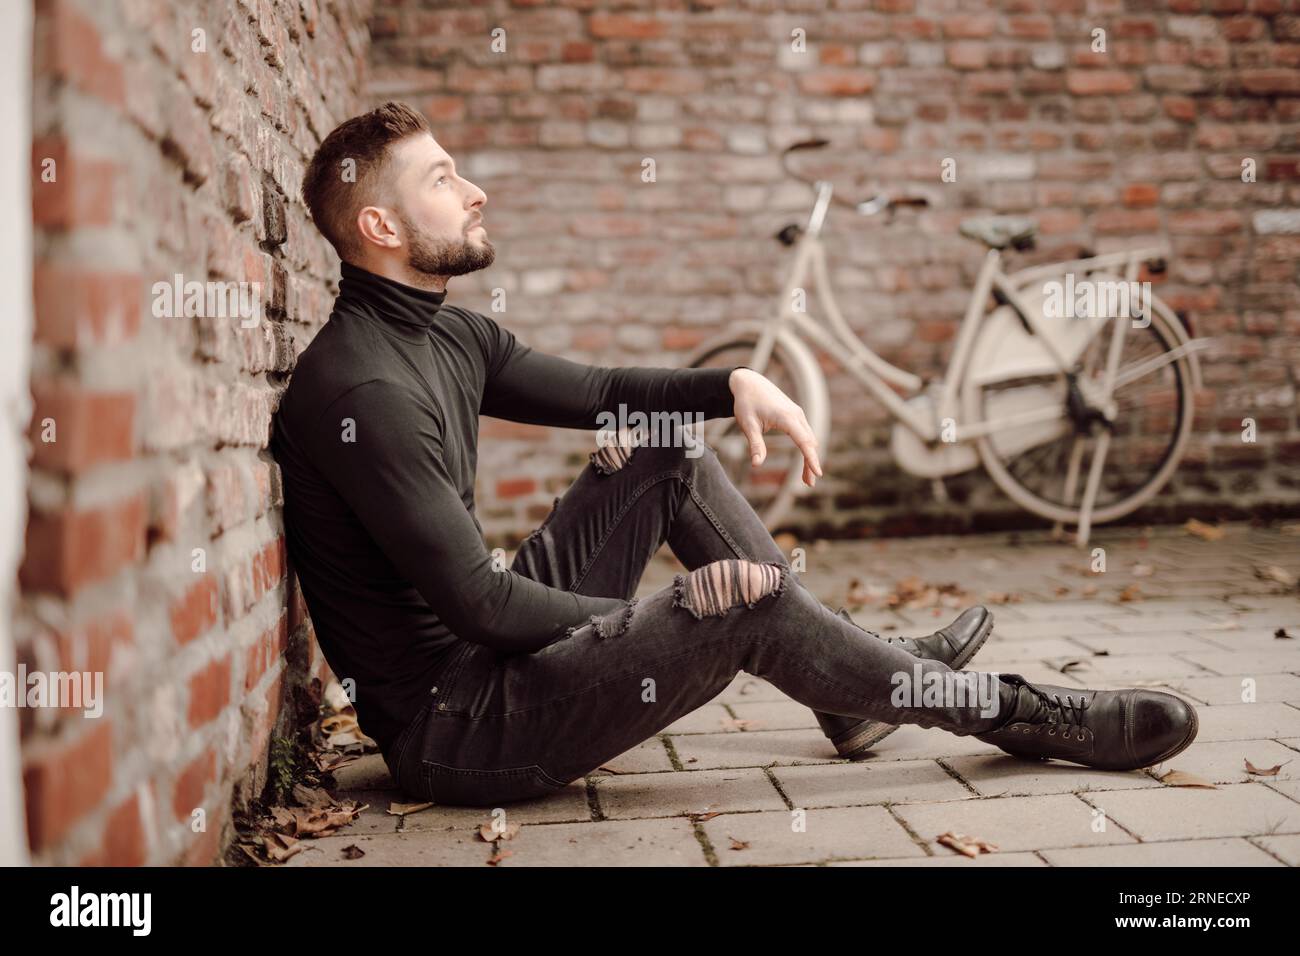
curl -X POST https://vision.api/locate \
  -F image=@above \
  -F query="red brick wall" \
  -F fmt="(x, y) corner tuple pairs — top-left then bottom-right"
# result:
(368, 0), (1300, 542)
(21, 0), (373, 865)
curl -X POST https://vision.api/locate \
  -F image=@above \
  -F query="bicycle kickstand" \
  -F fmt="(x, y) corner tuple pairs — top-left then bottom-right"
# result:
(930, 478), (949, 504)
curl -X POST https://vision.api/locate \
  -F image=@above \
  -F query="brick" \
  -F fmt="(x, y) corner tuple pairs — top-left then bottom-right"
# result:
(797, 70), (877, 96)
(102, 792), (148, 867)
(187, 655), (232, 729)
(946, 41), (989, 70)
(1122, 183), (1160, 207)
(702, 807), (922, 866)
(28, 383), (135, 473)
(1066, 70), (1136, 95)
(942, 15), (996, 38)
(773, 760), (973, 809)
(50, 608), (131, 678)
(1042, 838), (1280, 866)
(1093, 208), (1162, 233)
(219, 154), (256, 223)
(251, 535), (286, 601)
(170, 575), (220, 645)
(496, 478), (536, 499)
(624, 69), (706, 95)
(172, 749), (217, 823)
(36, 0), (127, 108)
(588, 14), (667, 40)
(21, 494), (147, 596)
(181, 801), (226, 866)
(1238, 69), (1300, 95)
(1095, 784), (1300, 841)
(30, 137), (117, 229)
(205, 462), (249, 533)
(595, 767), (785, 820)
(1169, 209), (1245, 234)
(245, 612), (288, 691)
(32, 265), (141, 349)
(23, 720), (114, 851)
(895, 794), (1135, 853)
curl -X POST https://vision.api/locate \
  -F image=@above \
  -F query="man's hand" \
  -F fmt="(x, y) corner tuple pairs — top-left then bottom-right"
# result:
(728, 367), (823, 487)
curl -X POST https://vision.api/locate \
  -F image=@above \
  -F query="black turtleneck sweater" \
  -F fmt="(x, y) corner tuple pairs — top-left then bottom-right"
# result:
(270, 261), (740, 755)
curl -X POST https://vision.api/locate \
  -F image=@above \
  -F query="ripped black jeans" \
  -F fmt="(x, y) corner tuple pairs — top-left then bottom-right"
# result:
(388, 428), (1011, 807)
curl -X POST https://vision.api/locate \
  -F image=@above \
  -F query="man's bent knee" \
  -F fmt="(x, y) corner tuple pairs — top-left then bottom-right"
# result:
(672, 559), (790, 620)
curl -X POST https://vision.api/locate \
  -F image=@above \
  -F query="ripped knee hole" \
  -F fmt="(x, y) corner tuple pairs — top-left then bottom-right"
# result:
(589, 426), (644, 475)
(564, 598), (639, 641)
(672, 559), (790, 619)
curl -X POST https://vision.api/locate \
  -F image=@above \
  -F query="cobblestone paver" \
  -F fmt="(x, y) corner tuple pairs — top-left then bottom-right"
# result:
(291, 522), (1299, 867)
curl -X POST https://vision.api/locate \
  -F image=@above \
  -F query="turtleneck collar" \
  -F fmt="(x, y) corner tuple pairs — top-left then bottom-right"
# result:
(337, 261), (448, 343)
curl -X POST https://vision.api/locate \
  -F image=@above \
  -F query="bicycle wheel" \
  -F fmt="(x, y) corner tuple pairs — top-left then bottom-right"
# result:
(962, 291), (1194, 526)
(685, 327), (827, 531)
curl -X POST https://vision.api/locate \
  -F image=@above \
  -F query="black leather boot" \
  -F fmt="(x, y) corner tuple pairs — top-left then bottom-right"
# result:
(975, 673), (1199, 771)
(820, 605), (994, 759)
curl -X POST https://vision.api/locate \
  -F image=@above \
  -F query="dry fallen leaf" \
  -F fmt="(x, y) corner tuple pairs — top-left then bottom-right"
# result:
(1255, 565), (1298, 589)
(689, 811), (722, 823)
(883, 576), (969, 611)
(1117, 584), (1144, 603)
(729, 837), (750, 851)
(478, 821), (522, 842)
(984, 592), (1023, 605)
(314, 751), (361, 773)
(845, 577), (888, 608)
(1275, 628), (1292, 640)
(264, 832), (306, 863)
(1245, 759), (1286, 777)
(270, 806), (297, 830)
(1158, 770), (1216, 789)
(269, 800), (363, 838)
(236, 843), (268, 867)
(1184, 518), (1225, 541)
(387, 801), (434, 816)
(341, 844), (366, 860)
(937, 831), (998, 859)
(293, 784), (333, 808)
(486, 847), (513, 865)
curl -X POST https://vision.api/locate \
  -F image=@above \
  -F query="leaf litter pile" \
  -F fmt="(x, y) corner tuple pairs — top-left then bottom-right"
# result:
(847, 576), (973, 613)
(233, 680), (375, 866)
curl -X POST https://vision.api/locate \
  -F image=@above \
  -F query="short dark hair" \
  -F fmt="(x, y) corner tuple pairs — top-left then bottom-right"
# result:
(301, 101), (431, 261)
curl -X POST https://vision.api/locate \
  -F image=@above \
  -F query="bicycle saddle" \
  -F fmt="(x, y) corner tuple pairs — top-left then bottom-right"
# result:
(960, 215), (1038, 250)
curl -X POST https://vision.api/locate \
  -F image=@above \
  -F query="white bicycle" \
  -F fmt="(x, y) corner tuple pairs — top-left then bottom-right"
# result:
(687, 138), (1212, 545)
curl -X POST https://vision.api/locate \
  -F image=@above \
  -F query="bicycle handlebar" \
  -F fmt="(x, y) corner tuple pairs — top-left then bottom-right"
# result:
(780, 138), (930, 216)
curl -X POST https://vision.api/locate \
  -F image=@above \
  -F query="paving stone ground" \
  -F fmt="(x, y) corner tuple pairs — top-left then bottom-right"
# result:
(290, 522), (1299, 867)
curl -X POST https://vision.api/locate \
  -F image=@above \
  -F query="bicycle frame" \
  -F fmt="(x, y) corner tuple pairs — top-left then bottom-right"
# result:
(748, 180), (1184, 447)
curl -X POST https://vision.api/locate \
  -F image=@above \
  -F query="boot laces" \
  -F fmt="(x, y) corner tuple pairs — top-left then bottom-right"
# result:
(1023, 684), (1090, 740)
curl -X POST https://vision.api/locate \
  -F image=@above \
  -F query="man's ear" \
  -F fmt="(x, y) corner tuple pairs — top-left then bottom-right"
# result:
(356, 205), (401, 250)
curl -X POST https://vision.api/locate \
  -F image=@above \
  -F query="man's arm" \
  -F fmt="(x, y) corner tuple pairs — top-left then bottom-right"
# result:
(310, 379), (627, 653)
(470, 309), (740, 427)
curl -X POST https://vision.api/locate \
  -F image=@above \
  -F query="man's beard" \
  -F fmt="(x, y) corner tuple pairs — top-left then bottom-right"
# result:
(399, 212), (495, 278)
